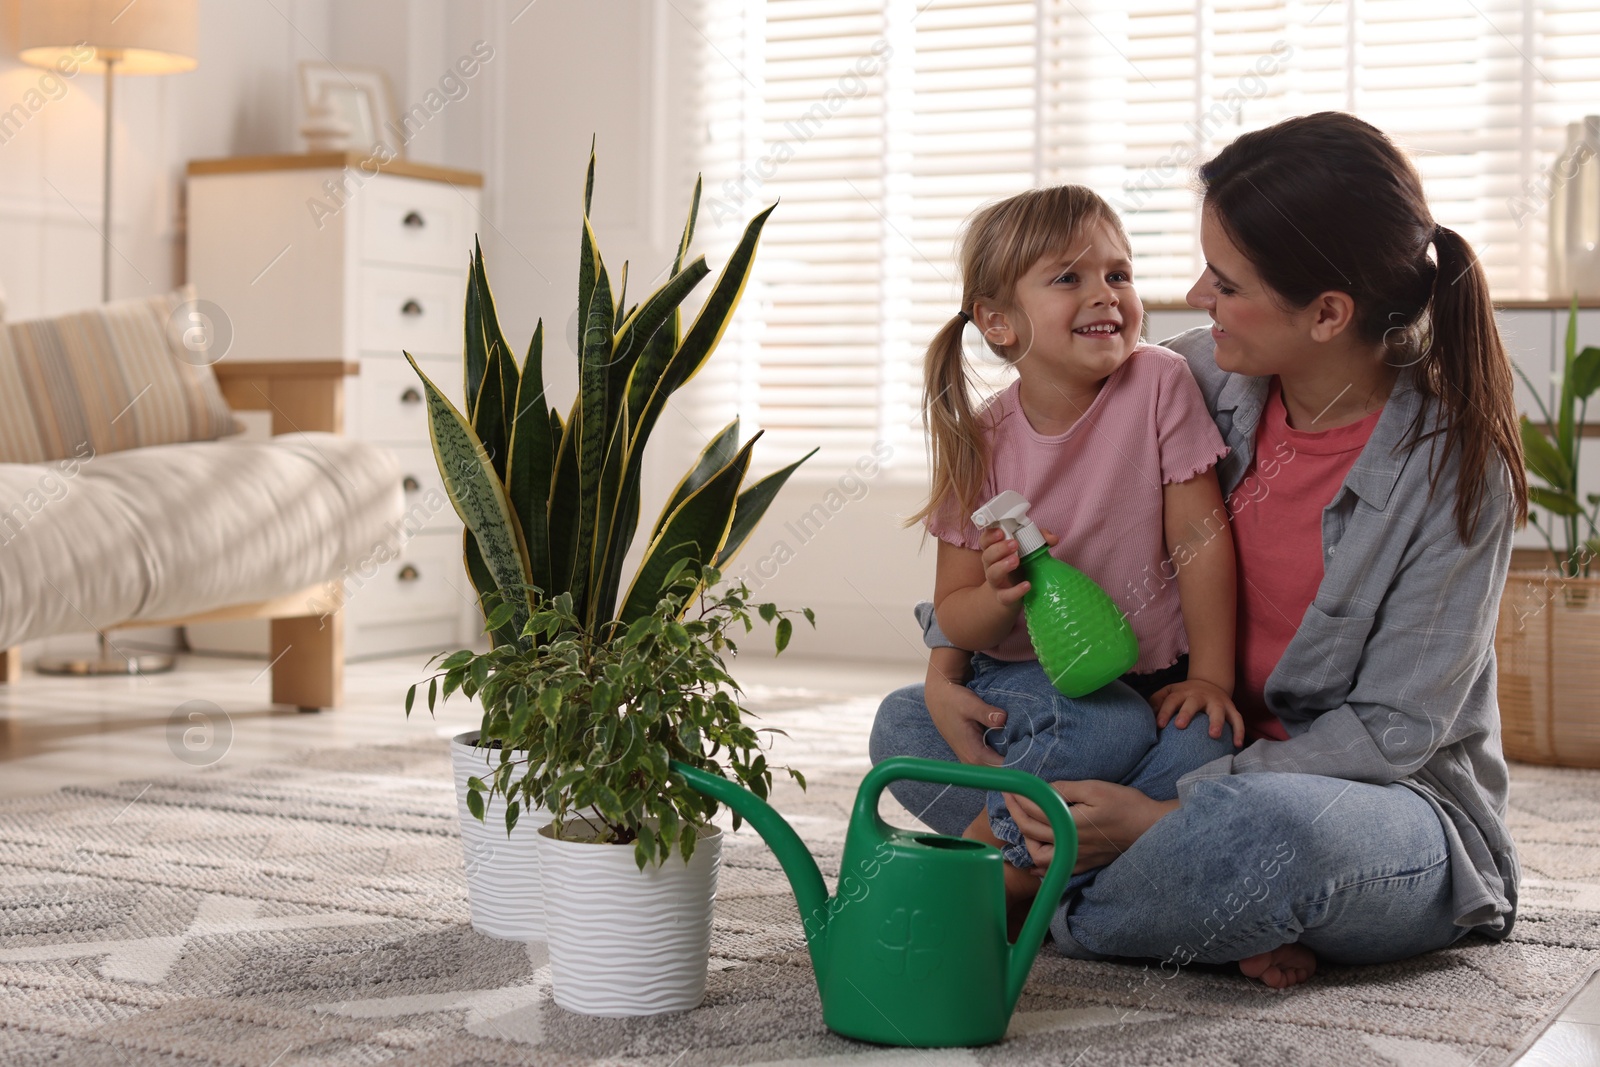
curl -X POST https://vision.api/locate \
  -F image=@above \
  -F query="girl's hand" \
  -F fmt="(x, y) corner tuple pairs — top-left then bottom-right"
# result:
(925, 653), (1006, 766)
(1002, 780), (1178, 873)
(976, 524), (1060, 607)
(1151, 679), (1246, 747)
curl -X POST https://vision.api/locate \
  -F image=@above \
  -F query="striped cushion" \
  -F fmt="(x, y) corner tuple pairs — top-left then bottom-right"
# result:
(0, 287), (240, 463)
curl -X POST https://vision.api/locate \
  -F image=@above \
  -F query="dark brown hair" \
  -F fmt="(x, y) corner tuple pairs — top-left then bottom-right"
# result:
(909, 185), (1130, 529)
(1199, 111), (1527, 542)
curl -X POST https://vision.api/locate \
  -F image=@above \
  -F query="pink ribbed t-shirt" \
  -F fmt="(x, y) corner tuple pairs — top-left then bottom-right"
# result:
(926, 344), (1230, 673)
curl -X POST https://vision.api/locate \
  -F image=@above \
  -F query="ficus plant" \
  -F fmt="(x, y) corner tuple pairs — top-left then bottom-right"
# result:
(407, 564), (812, 869)
(1516, 296), (1600, 577)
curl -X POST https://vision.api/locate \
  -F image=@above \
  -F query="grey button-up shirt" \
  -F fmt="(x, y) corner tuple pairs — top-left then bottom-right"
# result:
(919, 326), (1519, 936)
(1167, 326), (1517, 937)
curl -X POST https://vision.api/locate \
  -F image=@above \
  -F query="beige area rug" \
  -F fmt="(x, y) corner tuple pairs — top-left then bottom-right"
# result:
(1, 688), (1598, 1067)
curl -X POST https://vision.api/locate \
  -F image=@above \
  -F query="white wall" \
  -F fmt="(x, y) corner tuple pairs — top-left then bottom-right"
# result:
(0, 0), (937, 671)
(0, 0), (334, 317)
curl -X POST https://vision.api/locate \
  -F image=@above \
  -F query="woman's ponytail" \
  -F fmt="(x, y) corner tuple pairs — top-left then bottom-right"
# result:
(1423, 225), (1529, 541)
(908, 314), (988, 529)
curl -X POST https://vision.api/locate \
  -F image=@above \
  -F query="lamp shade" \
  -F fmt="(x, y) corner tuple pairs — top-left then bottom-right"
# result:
(18, 0), (198, 75)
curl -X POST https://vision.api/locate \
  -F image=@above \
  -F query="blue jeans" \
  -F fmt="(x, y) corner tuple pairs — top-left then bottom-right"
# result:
(969, 655), (1198, 868)
(869, 684), (1468, 966)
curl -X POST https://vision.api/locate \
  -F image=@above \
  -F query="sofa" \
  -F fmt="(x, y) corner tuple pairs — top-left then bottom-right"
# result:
(0, 287), (403, 710)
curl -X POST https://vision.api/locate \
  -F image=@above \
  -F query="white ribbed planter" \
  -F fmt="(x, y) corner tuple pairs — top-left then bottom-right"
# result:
(450, 731), (553, 941)
(536, 821), (722, 1016)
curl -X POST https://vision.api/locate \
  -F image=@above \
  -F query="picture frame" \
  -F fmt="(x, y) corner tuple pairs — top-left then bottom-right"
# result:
(298, 61), (401, 159)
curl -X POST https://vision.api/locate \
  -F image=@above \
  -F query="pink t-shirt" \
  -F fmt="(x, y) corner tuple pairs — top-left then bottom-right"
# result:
(1227, 378), (1383, 742)
(927, 344), (1229, 673)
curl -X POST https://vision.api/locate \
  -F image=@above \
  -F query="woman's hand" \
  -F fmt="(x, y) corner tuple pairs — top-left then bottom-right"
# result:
(1152, 679), (1246, 747)
(925, 647), (1006, 766)
(1003, 780), (1179, 873)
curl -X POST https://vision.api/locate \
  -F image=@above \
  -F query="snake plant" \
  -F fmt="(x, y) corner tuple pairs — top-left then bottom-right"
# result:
(405, 144), (815, 644)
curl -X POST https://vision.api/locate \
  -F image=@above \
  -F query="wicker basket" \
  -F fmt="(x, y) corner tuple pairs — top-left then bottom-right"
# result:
(1495, 571), (1600, 767)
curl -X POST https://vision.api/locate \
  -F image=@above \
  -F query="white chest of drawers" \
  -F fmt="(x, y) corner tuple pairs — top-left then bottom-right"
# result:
(186, 153), (483, 660)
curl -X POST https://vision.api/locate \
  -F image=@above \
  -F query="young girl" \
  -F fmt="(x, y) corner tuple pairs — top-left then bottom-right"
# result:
(914, 185), (1245, 870)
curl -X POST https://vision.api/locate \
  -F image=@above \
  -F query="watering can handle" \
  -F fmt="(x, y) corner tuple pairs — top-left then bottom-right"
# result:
(856, 757), (1079, 1012)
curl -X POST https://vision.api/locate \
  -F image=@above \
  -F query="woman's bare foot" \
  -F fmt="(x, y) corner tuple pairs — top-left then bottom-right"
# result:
(1238, 944), (1317, 988)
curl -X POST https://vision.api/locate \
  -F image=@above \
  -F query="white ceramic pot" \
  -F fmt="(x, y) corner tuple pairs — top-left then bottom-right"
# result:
(536, 820), (722, 1016)
(450, 730), (553, 940)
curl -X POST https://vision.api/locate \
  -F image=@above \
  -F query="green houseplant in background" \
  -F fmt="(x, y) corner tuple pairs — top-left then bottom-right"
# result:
(1498, 295), (1600, 769)
(405, 141), (817, 1015)
(1516, 295), (1600, 577)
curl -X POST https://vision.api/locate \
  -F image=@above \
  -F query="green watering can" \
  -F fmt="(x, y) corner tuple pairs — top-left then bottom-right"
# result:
(672, 756), (1078, 1047)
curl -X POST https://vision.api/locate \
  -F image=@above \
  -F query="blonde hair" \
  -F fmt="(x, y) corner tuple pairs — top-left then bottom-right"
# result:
(909, 185), (1131, 530)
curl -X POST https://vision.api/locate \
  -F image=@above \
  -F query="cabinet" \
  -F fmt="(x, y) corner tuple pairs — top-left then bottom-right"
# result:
(185, 153), (483, 659)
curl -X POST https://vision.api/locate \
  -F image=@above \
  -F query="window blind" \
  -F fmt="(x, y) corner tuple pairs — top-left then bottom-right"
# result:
(685, 0), (1600, 477)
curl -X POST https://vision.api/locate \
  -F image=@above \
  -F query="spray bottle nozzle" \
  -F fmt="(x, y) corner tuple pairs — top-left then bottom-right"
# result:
(971, 491), (1047, 556)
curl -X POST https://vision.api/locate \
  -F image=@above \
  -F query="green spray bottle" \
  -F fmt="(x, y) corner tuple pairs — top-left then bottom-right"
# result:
(971, 490), (1139, 697)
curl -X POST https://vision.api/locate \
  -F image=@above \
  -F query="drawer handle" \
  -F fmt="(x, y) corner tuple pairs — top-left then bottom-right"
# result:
(398, 564), (420, 582)
(402, 475), (421, 492)
(402, 210), (425, 228)
(400, 387), (422, 404)
(400, 299), (423, 317)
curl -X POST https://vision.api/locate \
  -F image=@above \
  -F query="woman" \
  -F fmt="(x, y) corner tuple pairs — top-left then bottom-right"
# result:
(870, 111), (1526, 988)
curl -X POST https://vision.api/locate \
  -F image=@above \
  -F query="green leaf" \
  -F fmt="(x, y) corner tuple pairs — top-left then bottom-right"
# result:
(625, 205), (776, 456)
(585, 263), (718, 632)
(428, 676), (438, 711)
(758, 602), (777, 623)
(637, 822), (656, 870)
(404, 684), (416, 718)
(465, 532), (521, 649)
(1574, 346), (1600, 403)
(548, 416), (580, 596)
(680, 824), (697, 864)
(485, 602), (516, 632)
(467, 789), (485, 823)
(1531, 485), (1584, 517)
(505, 800), (520, 835)
(1521, 417), (1572, 490)
(570, 244), (614, 625)
(652, 419), (743, 542)
(775, 616), (793, 653)
(441, 650), (474, 671)
(592, 783), (624, 820)
(802, 607), (816, 627)
(1559, 295), (1579, 460)
(617, 436), (760, 624)
(713, 448), (819, 569)
(406, 352), (531, 638)
(505, 320), (556, 598)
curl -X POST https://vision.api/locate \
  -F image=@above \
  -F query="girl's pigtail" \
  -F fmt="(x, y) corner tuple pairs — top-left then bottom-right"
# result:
(908, 314), (987, 529)
(1423, 225), (1529, 541)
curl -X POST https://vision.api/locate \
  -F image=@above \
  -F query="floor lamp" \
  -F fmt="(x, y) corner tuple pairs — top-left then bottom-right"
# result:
(17, 0), (198, 676)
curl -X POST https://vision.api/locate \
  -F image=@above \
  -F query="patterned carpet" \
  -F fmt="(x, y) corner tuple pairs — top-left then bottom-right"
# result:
(1, 690), (1598, 1066)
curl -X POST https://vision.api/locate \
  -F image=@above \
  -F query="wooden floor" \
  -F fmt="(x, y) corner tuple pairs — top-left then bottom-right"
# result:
(0, 650), (913, 800)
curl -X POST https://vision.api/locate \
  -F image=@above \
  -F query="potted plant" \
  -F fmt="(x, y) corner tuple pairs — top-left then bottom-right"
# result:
(1498, 295), (1600, 766)
(404, 141), (816, 1014)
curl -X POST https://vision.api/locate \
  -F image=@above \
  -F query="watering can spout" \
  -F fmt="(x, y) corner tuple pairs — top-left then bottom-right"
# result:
(670, 761), (831, 959)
